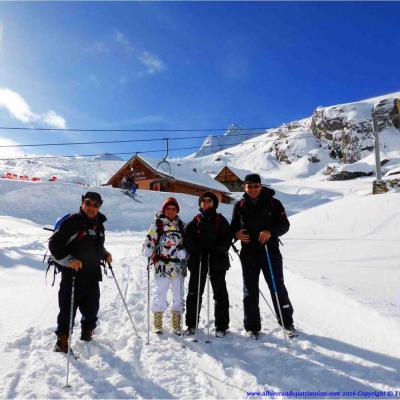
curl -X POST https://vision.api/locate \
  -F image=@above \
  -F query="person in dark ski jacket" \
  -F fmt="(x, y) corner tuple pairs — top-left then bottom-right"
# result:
(49, 192), (112, 352)
(184, 191), (232, 337)
(231, 174), (297, 338)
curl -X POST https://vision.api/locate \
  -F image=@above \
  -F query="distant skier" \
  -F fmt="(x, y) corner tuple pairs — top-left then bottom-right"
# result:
(143, 197), (187, 335)
(49, 192), (113, 352)
(230, 174), (297, 339)
(184, 192), (232, 338)
(122, 174), (135, 190)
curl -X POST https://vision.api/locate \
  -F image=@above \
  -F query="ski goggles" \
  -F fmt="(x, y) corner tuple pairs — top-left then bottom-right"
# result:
(83, 199), (100, 208)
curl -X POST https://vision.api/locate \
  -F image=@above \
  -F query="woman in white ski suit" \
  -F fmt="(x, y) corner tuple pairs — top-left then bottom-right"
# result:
(143, 197), (187, 334)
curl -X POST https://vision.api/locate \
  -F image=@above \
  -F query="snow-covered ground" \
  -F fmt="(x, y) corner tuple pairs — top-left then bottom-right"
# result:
(1, 170), (400, 398)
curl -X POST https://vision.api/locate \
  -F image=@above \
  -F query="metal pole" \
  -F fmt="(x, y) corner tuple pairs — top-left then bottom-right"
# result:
(264, 246), (288, 343)
(205, 254), (211, 344)
(372, 118), (382, 181)
(109, 265), (141, 339)
(180, 274), (185, 348)
(259, 289), (277, 320)
(64, 275), (76, 389)
(147, 259), (150, 345)
(193, 257), (203, 342)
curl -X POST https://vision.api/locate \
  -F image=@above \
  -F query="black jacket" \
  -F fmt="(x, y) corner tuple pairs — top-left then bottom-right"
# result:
(230, 187), (289, 255)
(184, 209), (232, 272)
(49, 209), (108, 281)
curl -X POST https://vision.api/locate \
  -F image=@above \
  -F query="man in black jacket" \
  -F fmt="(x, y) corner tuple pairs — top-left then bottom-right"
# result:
(184, 192), (232, 337)
(231, 174), (297, 339)
(49, 192), (112, 352)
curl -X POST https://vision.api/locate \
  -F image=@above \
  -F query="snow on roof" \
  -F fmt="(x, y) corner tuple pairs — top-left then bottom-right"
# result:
(137, 155), (230, 193)
(216, 165), (271, 184)
(215, 165), (253, 181)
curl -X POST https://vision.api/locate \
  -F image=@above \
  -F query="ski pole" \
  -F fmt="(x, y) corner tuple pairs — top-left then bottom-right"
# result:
(108, 264), (141, 339)
(205, 253), (211, 344)
(147, 258), (150, 345)
(259, 289), (277, 320)
(180, 273), (185, 348)
(64, 275), (76, 389)
(264, 245), (288, 343)
(193, 257), (203, 342)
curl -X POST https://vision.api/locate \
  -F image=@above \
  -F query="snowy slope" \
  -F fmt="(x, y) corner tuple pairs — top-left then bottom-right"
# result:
(0, 157), (124, 186)
(1, 178), (400, 398)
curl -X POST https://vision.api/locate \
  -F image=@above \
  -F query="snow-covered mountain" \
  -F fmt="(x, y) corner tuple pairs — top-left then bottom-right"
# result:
(194, 124), (262, 157)
(184, 92), (400, 185)
(91, 153), (124, 161)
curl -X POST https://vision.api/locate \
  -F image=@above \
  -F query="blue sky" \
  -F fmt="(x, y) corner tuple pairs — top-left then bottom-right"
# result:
(0, 1), (399, 159)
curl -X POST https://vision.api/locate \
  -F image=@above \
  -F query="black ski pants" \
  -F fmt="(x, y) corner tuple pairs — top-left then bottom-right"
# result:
(55, 270), (100, 336)
(240, 247), (293, 332)
(185, 259), (230, 331)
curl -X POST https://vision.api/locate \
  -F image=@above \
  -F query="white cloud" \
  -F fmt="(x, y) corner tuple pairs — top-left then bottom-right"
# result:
(41, 110), (66, 129)
(0, 136), (25, 158)
(113, 29), (134, 55)
(138, 51), (165, 75)
(0, 88), (66, 128)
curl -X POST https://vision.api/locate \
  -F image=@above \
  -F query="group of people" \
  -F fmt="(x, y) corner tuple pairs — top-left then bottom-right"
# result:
(49, 173), (297, 353)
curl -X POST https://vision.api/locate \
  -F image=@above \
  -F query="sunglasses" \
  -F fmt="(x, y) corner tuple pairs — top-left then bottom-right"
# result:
(201, 198), (213, 203)
(165, 206), (177, 211)
(246, 184), (261, 189)
(84, 199), (100, 209)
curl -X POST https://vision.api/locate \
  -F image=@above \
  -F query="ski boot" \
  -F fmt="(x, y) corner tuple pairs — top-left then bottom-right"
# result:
(171, 311), (182, 336)
(80, 329), (94, 342)
(184, 327), (196, 336)
(285, 325), (298, 339)
(247, 330), (260, 340)
(54, 334), (69, 353)
(153, 312), (163, 335)
(215, 330), (227, 338)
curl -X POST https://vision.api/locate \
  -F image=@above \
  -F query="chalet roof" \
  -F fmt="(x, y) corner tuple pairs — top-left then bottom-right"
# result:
(215, 165), (255, 182)
(136, 155), (231, 193)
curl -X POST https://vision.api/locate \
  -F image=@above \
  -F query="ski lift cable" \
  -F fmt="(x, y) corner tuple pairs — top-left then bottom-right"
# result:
(0, 134), (318, 161)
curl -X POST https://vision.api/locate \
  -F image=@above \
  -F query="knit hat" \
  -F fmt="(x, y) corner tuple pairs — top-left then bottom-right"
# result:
(199, 191), (219, 210)
(244, 174), (261, 184)
(82, 191), (103, 206)
(161, 197), (180, 213)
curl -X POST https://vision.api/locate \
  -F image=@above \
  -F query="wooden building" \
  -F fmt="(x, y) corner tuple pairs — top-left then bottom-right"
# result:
(105, 154), (233, 204)
(214, 165), (254, 192)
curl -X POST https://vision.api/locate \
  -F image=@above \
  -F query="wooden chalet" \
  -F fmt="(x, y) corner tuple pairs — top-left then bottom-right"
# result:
(105, 154), (233, 204)
(214, 165), (254, 192)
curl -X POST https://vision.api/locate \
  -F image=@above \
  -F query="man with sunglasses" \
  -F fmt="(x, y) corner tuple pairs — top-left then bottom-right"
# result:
(49, 191), (112, 352)
(231, 174), (297, 339)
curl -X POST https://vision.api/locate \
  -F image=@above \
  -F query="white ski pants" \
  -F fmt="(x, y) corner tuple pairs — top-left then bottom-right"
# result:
(152, 276), (185, 313)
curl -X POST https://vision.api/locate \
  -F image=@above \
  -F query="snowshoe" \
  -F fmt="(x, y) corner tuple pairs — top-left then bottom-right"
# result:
(54, 335), (69, 353)
(215, 330), (226, 338)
